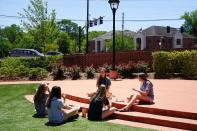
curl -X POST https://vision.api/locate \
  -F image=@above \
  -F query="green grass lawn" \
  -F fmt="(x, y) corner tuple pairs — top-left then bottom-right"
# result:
(0, 84), (154, 131)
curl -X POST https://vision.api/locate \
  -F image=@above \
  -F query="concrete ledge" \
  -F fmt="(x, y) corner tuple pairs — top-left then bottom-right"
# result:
(65, 94), (197, 120)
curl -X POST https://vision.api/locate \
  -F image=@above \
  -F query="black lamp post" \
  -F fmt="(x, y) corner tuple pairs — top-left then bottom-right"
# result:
(108, 0), (120, 70)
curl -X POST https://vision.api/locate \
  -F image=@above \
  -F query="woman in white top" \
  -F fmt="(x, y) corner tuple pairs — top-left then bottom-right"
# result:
(46, 86), (80, 124)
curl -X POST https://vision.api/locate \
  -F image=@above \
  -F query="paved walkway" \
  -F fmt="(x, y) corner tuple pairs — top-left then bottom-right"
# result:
(1, 79), (197, 113)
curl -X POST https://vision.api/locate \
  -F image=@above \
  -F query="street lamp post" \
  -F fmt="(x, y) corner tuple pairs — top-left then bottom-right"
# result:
(108, 0), (120, 70)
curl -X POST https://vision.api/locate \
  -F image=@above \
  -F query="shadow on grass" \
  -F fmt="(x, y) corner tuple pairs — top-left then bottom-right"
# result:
(44, 114), (79, 127)
(45, 119), (77, 126)
(32, 114), (47, 118)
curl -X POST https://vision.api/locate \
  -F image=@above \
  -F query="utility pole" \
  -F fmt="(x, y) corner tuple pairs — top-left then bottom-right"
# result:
(78, 26), (82, 53)
(86, 0), (89, 53)
(122, 12), (124, 46)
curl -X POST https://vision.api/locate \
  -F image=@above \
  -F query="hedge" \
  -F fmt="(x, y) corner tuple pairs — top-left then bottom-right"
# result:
(152, 50), (197, 78)
(0, 56), (62, 80)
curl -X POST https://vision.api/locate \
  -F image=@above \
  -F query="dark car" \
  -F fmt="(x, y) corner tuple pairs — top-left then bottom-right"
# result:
(10, 48), (44, 57)
(46, 51), (63, 56)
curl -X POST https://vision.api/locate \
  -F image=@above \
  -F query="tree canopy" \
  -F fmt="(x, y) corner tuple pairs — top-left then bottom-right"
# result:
(106, 32), (135, 51)
(181, 10), (197, 37)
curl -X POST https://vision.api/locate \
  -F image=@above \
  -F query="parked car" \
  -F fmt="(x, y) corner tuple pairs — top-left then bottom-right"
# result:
(10, 48), (44, 57)
(46, 51), (63, 56)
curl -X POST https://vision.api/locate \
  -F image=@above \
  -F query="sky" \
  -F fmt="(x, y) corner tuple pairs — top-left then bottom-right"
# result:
(0, 0), (196, 32)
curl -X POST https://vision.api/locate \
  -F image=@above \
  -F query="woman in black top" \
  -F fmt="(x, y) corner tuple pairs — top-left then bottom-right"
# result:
(88, 84), (116, 121)
(87, 68), (112, 98)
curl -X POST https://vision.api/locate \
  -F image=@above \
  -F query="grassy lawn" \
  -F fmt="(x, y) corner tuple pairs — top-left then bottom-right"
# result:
(0, 84), (154, 131)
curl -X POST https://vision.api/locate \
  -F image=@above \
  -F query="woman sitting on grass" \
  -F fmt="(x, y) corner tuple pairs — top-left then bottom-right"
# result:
(33, 83), (50, 117)
(118, 73), (154, 112)
(87, 68), (112, 99)
(46, 86), (80, 124)
(88, 84), (116, 121)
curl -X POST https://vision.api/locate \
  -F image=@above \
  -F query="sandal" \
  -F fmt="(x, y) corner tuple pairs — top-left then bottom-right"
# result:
(116, 108), (129, 112)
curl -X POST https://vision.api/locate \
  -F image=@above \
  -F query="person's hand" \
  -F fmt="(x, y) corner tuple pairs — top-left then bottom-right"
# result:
(132, 88), (137, 91)
(61, 93), (66, 99)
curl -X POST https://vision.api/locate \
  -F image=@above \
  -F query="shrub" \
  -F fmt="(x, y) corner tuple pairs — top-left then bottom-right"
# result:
(134, 61), (149, 73)
(117, 61), (149, 78)
(85, 65), (96, 79)
(152, 51), (172, 78)
(152, 50), (197, 79)
(52, 67), (65, 80)
(116, 63), (133, 78)
(28, 68), (48, 80)
(180, 50), (197, 77)
(0, 56), (63, 80)
(68, 66), (81, 80)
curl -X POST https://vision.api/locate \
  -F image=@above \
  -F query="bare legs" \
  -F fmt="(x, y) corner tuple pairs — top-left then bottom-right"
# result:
(101, 107), (116, 120)
(120, 94), (152, 111)
(62, 106), (80, 120)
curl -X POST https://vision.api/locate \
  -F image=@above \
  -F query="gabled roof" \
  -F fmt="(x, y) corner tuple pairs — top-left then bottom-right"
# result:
(140, 26), (197, 39)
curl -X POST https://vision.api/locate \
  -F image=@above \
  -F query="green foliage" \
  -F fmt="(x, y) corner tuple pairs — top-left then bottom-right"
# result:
(106, 33), (135, 51)
(0, 24), (24, 58)
(134, 62), (149, 73)
(52, 67), (65, 80)
(152, 50), (197, 78)
(28, 67), (48, 80)
(57, 32), (73, 54)
(116, 61), (149, 78)
(85, 65), (96, 79)
(57, 19), (80, 40)
(68, 66), (81, 80)
(18, 0), (59, 52)
(178, 50), (197, 77)
(181, 10), (197, 36)
(89, 31), (106, 41)
(0, 56), (62, 80)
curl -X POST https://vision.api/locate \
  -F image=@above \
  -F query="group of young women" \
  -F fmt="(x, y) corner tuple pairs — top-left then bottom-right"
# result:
(33, 68), (154, 124)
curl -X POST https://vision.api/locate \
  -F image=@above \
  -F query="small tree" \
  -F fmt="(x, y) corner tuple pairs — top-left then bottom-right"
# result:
(106, 33), (135, 51)
(57, 32), (73, 54)
(181, 10), (197, 36)
(19, 0), (59, 52)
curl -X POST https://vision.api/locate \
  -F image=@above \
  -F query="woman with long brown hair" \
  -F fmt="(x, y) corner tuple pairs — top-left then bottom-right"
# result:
(46, 86), (80, 124)
(88, 84), (116, 121)
(87, 68), (111, 98)
(34, 83), (50, 117)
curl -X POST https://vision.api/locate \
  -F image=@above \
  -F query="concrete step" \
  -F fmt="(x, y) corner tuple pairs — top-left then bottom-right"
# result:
(66, 98), (197, 130)
(25, 95), (197, 130)
(108, 119), (187, 131)
(114, 111), (197, 130)
(65, 94), (197, 120)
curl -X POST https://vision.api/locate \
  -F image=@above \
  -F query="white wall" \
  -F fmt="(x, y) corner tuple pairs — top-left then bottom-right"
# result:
(173, 32), (183, 48)
(134, 32), (146, 50)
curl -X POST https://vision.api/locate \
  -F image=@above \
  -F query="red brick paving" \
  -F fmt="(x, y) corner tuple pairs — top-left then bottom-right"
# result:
(1, 79), (197, 113)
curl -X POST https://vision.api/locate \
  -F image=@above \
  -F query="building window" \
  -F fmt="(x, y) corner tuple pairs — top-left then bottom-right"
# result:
(136, 38), (141, 50)
(97, 41), (101, 52)
(176, 39), (181, 45)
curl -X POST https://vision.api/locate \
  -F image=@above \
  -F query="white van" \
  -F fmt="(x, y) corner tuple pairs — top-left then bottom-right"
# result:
(11, 48), (44, 57)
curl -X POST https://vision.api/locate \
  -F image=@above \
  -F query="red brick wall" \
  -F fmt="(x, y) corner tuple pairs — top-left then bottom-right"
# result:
(63, 51), (152, 68)
(145, 36), (196, 50)
(183, 38), (197, 48)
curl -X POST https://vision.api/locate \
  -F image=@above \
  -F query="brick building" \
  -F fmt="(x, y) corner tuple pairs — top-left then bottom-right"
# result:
(134, 26), (197, 50)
